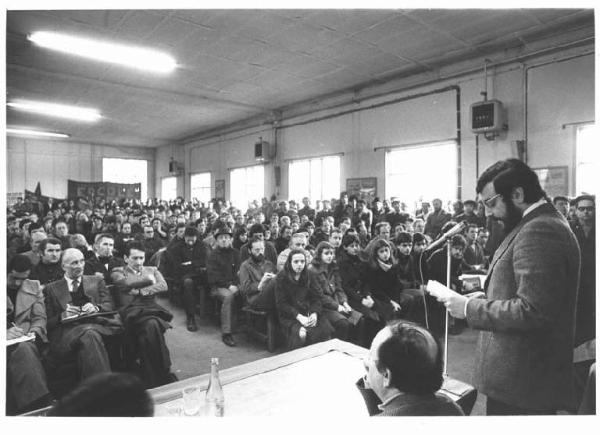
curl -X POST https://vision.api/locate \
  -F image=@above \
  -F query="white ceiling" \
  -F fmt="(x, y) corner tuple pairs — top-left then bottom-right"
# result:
(6, 9), (595, 148)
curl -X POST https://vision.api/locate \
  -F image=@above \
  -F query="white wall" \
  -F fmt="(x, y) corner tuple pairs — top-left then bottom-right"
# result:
(6, 138), (156, 199)
(161, 47), (593, 204)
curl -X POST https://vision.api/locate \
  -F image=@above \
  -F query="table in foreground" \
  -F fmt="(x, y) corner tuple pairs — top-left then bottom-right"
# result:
(150, 339), (369, 417)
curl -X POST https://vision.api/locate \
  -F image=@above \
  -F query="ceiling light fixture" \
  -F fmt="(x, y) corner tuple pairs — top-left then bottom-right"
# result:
(6, 128), (70, 138)
(28, 31), (177, 74)
(8, 99), (102, 122)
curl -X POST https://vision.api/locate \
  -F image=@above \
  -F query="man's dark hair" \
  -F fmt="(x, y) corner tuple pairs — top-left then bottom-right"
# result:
(184, 226), (198, 237)
(394, 231), (412, 245)
(463, 199), (477, 207)
(28, 222), (44, 233)
(9, 254), (33, 273)
(476, 158), (545, 203)
(552, 196), (569, 204)
(450, 234), (467, 249)
(249, 223), (266, 236)
(374, 222), (390, 234)
(125, 241), (146, 256)
(413, 232), (427, 244)
(375, 321), (444, 395)
(341, 233), (360, 247)
(39, 237), (63, 253)
(47, 372), (153, 417)
(175, 222), (186, 231)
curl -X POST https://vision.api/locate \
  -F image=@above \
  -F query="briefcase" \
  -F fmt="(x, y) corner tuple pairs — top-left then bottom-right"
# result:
(439, 376), (477, 415)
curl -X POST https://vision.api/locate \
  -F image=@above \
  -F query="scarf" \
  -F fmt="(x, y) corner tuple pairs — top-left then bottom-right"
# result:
(377, 259), (392, 272)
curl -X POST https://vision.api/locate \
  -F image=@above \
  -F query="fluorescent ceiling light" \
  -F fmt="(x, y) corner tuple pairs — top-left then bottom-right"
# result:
(7, 128), (70, 138)
(8, 99), (102, 122)
(29, 31), (177, 74)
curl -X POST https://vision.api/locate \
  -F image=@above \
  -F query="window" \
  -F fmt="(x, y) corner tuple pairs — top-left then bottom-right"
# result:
(230, 165), (264, 209)
(576, 123), (596, 195)
(385, 141), (457, 210)
(288, 155), (341, 202)
(102, 158), (148, 200)
(161, 176), (177, 201)
(190, 172), (211, 204)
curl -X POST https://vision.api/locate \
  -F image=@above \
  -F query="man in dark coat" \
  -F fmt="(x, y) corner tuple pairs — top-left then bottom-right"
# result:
(29, 237), (64, 286)
(44, 248), (123, 383)
(84, 233), (125, 284)
(569, 194), (595, 411)
(433, 159), (580, 415)
(111, 241), (176, 389)
(169, 226), (208, 331)
(206, 223), (241, 347)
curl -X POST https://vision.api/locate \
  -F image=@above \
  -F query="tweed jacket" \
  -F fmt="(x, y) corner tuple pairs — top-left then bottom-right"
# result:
(44, 275), (123, 355)
(466, 203), (580, 411)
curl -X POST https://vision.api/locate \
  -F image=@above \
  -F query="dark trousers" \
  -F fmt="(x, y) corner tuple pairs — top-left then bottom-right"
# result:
(6, 341), (50, 412)
(182, 275), (203, 319)
(74, 329), (112, 380)
(321, 309), (351, 341)
(247, 280), (276, 312)
(486, 397), (555, 415)
(134, 318), (172, 389)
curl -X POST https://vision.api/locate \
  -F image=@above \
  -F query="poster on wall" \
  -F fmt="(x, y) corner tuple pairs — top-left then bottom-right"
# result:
(215, 179), (225, 200)
(67, 180), (141, 202)
(533, 166), (568, 198)
(346, 177), (377, 203)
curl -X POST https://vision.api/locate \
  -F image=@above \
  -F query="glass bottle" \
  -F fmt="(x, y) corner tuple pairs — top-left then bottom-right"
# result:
(205, 357), (225, 417)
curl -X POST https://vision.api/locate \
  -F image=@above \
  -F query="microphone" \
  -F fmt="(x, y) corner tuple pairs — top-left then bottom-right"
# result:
(425, 221), (467, 252)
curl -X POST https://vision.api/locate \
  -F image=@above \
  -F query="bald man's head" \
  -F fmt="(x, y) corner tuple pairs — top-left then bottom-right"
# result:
(62, 248), (85, 279)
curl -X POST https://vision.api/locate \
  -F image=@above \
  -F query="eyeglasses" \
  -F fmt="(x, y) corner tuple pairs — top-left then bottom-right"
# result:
(577, 206), (594, 212)
(480, 193), (502, 208)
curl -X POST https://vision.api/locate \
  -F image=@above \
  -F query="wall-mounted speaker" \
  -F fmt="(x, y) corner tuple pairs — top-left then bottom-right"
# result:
(255, 140), (271, 162)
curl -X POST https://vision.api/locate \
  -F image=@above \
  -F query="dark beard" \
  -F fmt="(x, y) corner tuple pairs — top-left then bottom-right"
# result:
(500, 199), (523, 234)
(251, 253), (264, 263)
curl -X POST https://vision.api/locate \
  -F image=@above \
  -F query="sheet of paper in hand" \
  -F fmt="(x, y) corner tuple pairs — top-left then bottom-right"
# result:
(426, 280), (455, 300)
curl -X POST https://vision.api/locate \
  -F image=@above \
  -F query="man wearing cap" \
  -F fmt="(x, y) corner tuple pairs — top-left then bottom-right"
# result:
(206, 223), (241, 346)
(455, 200), (484, 226)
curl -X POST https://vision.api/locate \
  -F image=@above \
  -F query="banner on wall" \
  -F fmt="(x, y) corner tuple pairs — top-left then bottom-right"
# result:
(67, 180), (141, 202)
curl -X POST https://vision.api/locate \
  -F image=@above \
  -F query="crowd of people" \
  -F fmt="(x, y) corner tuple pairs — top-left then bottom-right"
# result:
(6, 164), (595, 416)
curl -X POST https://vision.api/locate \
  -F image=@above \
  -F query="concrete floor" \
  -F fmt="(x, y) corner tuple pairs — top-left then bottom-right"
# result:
(158, 295), (486, 416)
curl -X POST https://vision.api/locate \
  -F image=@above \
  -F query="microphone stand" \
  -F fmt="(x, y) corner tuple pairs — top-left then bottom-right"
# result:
(444, 240), (451, 378)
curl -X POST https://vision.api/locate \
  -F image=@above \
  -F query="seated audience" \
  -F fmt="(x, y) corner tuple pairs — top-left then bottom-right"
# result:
(84, 233), (125, 284)
(239, 223), (278, 264)
(308, 241), (353, 341)
(169, 226), (208, 331)
(44, 248), (123, 383)
(239, 236), (277, 312)
(357, 321), (464, 416)
(206, 223), (241, 347)
(337, 234), (382, 347)
(274, 249), (333, 350)
(29, 237), (64, 286)
(111, 242), (176, 388)
(6, 255), (53, 415)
